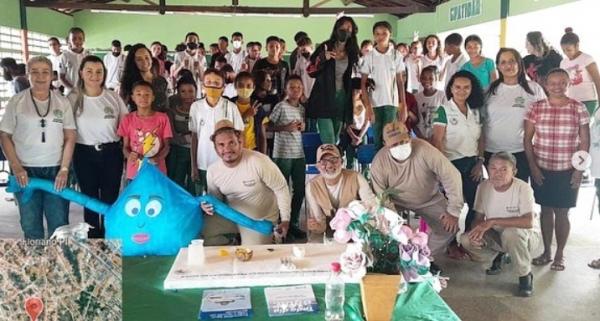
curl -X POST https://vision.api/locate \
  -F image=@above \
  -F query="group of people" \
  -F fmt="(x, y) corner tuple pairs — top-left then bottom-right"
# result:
(1, 16), (600, 298)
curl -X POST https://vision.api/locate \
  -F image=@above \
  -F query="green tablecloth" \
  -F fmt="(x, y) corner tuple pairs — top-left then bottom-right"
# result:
(123, 256), (460, 321)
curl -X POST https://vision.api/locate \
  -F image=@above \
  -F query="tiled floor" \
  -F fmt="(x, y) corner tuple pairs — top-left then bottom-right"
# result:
(1, 184), (599, 321)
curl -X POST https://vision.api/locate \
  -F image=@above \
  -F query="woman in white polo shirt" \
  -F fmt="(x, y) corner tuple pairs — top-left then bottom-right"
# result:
(483, 48), (546, 183)
(0, 56), (77, 239)
(432, 70), (485, 234)
(68, 55), (128, 238)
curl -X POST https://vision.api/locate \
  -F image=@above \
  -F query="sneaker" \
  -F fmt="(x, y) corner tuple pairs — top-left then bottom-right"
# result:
(517, 272), (533, 297)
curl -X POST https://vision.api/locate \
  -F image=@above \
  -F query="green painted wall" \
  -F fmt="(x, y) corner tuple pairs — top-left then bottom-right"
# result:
(396, 0), (584, 43)
(72, 0), (399, 50)
(0, 0), (73, 37)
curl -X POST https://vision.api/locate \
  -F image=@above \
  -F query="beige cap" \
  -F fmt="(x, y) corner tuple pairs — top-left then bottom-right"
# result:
(383, 122), (411, 146)
(316, 144), (341, 161)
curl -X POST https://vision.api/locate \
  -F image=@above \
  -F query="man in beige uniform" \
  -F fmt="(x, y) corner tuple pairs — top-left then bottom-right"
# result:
(306, 144), (376, 242)
(459, 152), (541, 297)
(201, 120), (290, 245)
(371, 121), (463, 260)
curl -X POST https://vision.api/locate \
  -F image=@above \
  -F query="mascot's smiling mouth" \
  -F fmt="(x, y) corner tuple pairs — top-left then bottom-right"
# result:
(132, 233), (150, 244)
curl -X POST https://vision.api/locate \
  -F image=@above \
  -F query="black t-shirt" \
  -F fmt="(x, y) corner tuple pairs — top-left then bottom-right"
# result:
(253, 58), (289, 101)
(523, 49), (562, 84)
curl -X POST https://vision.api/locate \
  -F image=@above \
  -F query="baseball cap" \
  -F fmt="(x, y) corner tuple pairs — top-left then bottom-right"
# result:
(383, 122), (411, 146)
(316, 144), (341, 161)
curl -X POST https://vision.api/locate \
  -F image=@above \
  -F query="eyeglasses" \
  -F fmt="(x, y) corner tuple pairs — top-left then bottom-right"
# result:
(319, 157), (341, 165)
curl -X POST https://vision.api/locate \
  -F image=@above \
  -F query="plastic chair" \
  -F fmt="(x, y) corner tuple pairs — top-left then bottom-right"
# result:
(357, 144), (376, 180)
(302, 132), (322, 166)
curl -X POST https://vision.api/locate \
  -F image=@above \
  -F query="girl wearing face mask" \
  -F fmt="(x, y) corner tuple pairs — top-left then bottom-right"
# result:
(230, 72), (260, 150)
(432, 70), (485, 259)
(68, 55), (128, 238)
(166, 76), (197, 194)
(120, 43), (169, 112)
(189, 68), (244, 193)
(306, 16), (360, 145)
(292, 36), (315, 101)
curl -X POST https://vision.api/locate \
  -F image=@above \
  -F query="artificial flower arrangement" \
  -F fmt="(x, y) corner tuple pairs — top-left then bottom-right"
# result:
(329, 195), (435, 285)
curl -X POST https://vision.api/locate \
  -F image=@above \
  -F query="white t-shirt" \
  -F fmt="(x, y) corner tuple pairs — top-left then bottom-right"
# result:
(483, 81), (546, 153)
(175, 52), (207, 83)
(189, 97), (244, 170)
(560, 52), (598, 102)
(415, 89), (446, 139)
(360, 44), (406, 107)
(225, 49), (247, 74)
(433, 98), (482, 161)
(47, 53), (62, 88)
(68, 90), (128, 145)
(474, 178), (539, 232)
(103, 53), (126, 90)
(223, 83), (237, 99)
(405, 55), (422, 92)
(293, 55), (315, 99)
(442, 53), (468, 89)
(0, 89), (76, 167)
(59, 48), (90, 95)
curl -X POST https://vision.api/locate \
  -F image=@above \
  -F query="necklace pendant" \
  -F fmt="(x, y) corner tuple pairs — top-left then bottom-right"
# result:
(42, 131), (45, 143)
(40, 119), (46, 128)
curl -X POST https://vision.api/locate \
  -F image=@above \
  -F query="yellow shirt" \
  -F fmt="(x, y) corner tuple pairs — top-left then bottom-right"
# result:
(236, 101), (256, 150)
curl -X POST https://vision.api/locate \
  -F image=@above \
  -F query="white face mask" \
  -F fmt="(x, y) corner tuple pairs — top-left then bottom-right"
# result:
(390, 142), (412, 161)
(232, 40), (243, 50)
(322, 167), (342, 180)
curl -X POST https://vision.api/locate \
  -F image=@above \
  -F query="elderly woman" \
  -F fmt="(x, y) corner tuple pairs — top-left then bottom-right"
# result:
(306, 144), (375, 242)
(0, 56), (77, 239)
(460, 152), (542, 297)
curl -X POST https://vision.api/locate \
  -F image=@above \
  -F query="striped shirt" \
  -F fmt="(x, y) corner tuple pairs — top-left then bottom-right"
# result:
(525, 98), (590, 171)
(270, 100), (305, 159)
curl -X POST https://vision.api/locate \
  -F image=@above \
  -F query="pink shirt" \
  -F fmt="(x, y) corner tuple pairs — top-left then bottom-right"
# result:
(525, 98), (589, 171)
(117, 111), (173, 179)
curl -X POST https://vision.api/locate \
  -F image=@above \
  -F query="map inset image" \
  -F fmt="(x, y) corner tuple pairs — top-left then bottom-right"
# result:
(0, 238), (121, 321)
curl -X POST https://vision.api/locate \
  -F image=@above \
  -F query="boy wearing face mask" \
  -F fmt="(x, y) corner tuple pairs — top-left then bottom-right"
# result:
(292, 36), (315, 100)
(230, 72), (259, 150)
(173, 32), (207, 86)
(306, 144), (376, 243)
(371, 121), (463, 265)
(190, 68), (244, 193)
(225, 32), (247, 74)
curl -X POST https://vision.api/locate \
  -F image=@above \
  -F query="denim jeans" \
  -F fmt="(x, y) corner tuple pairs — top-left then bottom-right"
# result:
(15, 166), (70, 239)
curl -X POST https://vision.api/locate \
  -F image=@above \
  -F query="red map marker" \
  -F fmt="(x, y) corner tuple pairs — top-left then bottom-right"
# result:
(24, 297), (44, 321)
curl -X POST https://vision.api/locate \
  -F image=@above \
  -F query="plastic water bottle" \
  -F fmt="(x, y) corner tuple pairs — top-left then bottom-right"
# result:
(325, 262), (345, 321)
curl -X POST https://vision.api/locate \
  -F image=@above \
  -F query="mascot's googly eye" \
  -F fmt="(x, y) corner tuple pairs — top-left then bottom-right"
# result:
(125, 197), (142, 217)
(145, 198), (163, 218)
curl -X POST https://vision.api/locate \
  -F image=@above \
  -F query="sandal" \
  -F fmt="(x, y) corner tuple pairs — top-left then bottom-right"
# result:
(447, 244), (471, 260)
(588, 258), (600, 269)
(532, 255), (552, 266)
(551, 258), (566, 271)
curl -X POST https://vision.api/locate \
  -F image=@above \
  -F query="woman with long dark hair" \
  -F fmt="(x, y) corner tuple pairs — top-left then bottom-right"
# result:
(120, 43), (169, 112)
(483, 48), (546, 183)
(306, 16), (360, 144)
(432, 70), (485, 259)
(68, 55), (128, 238)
